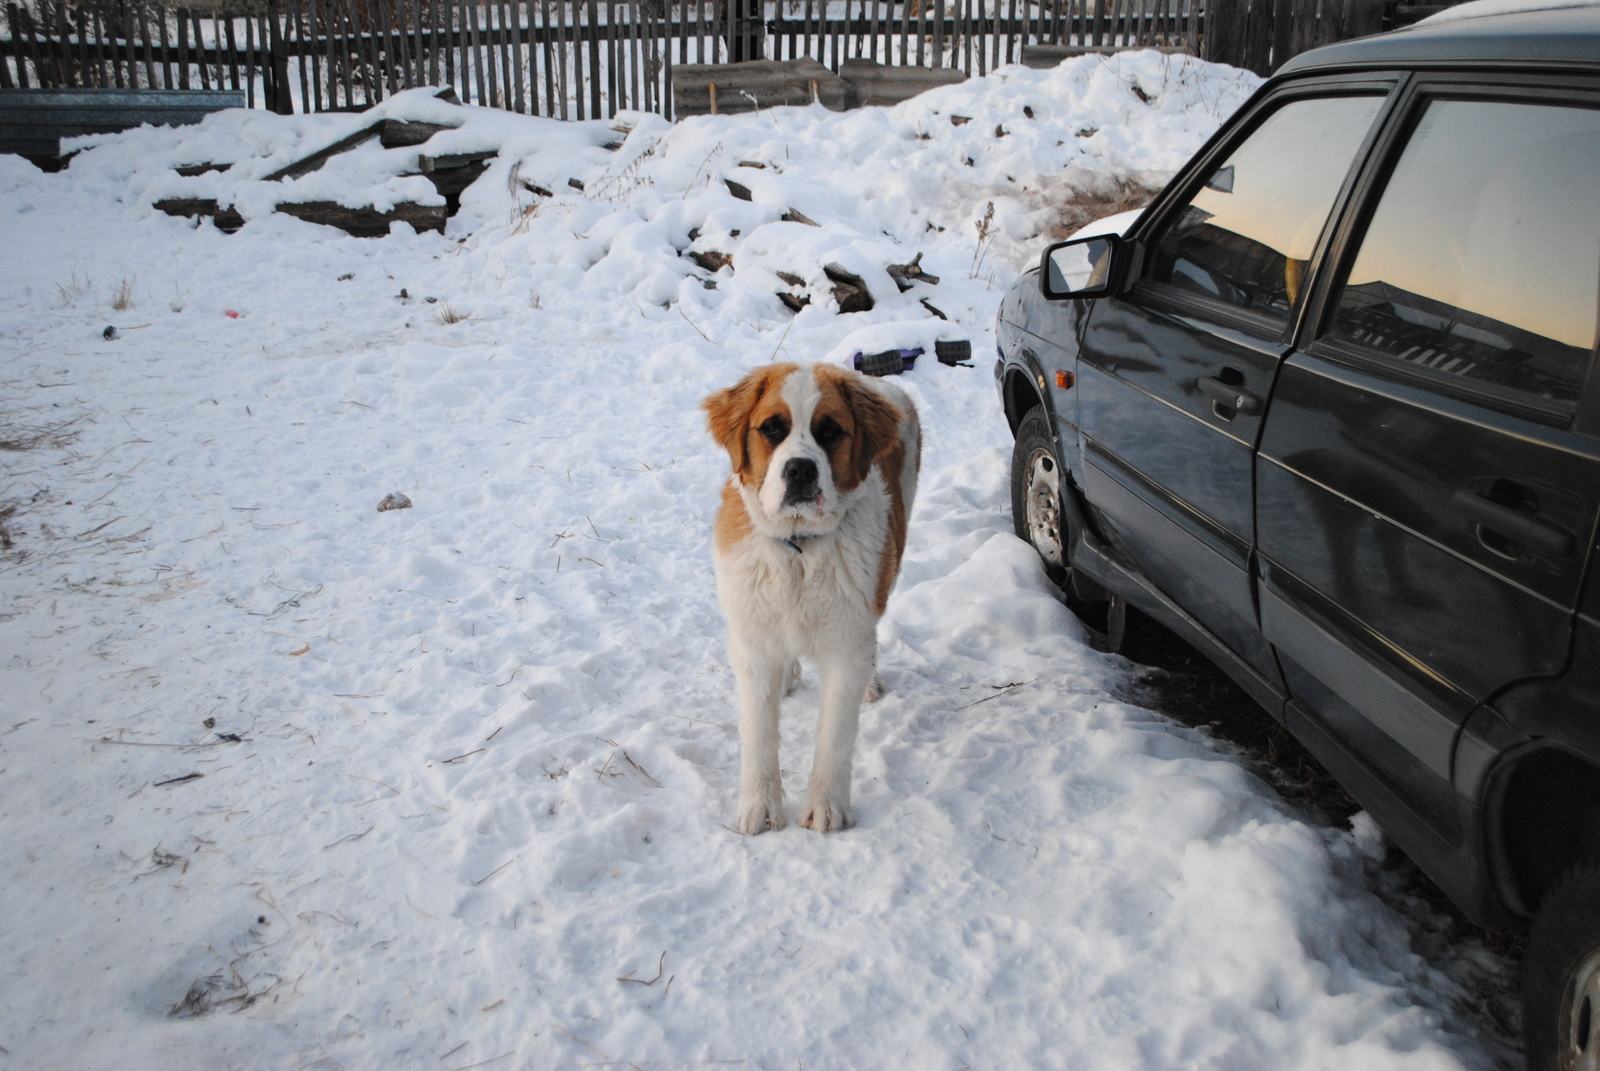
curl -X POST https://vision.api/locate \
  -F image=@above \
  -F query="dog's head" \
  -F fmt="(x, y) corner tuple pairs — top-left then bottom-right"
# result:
(703, 362), (903, 537)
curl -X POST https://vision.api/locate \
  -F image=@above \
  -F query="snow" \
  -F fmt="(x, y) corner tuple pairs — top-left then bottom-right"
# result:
(1414, 0), (1600, 25)
(1, 51), (1513, 1069)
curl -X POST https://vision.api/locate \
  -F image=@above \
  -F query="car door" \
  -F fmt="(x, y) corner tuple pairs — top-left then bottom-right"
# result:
(1074, 79), (1396, 703)
(1256, 76), (1600, 843)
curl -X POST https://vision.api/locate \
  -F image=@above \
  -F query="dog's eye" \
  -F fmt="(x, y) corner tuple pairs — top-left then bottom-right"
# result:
(758, 417), (789, 444)
(814, 417), (844, 449)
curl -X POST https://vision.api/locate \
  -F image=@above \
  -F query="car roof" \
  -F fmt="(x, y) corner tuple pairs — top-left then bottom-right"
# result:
(1276, 4), (1600, 75)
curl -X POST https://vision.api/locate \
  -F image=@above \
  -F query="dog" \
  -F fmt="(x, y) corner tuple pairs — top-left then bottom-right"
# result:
(702, 362), (920, 834)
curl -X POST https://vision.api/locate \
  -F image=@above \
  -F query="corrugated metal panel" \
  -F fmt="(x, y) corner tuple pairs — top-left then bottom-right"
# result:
(0, 88), (244, 158)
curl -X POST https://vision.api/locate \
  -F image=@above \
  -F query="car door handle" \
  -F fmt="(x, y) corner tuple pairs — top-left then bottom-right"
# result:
(1197, 375), (1262, 416)
(1452, 490), (1575, 558)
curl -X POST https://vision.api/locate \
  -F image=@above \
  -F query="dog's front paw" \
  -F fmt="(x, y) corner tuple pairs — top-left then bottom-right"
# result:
(736, 794), (787, 835)
(800, 793), (852, 832)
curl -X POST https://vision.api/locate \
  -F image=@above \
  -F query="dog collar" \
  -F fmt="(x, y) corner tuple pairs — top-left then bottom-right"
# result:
(780, 536), (805, 554)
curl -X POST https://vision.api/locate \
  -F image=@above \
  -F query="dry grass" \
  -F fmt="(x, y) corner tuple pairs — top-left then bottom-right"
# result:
(432, 302), (468, 325)
(1046, 179), (1163, 242)
(111, 276), (136, 311)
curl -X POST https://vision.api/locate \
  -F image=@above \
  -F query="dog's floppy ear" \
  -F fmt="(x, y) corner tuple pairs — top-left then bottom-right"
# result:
(843, 376), (904, 483)
(703, 366), (779, 475)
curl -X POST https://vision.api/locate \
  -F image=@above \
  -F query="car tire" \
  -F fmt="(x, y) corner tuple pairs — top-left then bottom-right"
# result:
(1011, 407), (1072, 585)
(1525, 859), (1600, 1071)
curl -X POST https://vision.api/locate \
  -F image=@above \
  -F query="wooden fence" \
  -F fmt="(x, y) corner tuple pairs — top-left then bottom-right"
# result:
(0, 0), (1387, 121)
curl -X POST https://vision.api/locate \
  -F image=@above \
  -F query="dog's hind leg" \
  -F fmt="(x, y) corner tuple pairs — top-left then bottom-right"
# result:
(801, 642), (875, 832)
(732, 646), (788, 835)
(863, 671), (885, 704)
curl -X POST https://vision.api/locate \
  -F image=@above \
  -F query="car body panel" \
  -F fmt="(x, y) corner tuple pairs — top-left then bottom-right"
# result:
(994, 4), (1600, 930)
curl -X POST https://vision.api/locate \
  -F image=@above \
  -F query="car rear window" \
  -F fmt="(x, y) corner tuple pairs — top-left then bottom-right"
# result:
(1147, 94), (1385, 323)
(1326, 99), (1600, 408)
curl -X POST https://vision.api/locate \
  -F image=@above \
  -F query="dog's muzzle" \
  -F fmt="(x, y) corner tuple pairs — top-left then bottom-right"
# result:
(781, 457), (821, 508)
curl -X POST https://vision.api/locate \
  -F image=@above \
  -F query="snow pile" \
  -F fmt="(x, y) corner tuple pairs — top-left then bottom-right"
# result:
(0, 51), (1515, 1070)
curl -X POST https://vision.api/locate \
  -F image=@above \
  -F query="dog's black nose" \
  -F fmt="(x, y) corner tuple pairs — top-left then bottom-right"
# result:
(782, 457), (819, 501)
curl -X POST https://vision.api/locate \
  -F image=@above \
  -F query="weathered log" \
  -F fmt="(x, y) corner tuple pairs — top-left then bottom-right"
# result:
(673, 58), (847, 117)
(1020, 44), (1188, 69)
(824, 264), (873, 314)
(174, 162), (232, 176)
(688, 250), (733, 273)
(419, 150), (497, 173)
(887, 252), (939, 291)
(838, 59), (966, 109)
(0, 87), (242, 168)
(153, 197), (244, 232)
(274, 201), (446, 237)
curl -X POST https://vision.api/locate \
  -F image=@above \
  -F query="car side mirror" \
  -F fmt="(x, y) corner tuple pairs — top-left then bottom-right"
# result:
(1040, 235), (1120, 300)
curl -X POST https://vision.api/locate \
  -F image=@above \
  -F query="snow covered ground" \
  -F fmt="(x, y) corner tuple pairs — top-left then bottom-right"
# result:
(1, 52), (1516, 1069)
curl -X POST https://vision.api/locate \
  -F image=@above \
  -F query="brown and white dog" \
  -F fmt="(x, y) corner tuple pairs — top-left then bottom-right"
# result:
(702, 362), (920, 834)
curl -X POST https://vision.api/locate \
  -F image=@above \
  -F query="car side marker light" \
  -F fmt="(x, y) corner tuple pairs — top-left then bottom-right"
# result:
(1055, 370), (1075, 389)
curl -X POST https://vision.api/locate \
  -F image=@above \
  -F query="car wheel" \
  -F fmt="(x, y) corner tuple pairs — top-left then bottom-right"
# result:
(1011, 407), (1070, 583)
(1526, 860), (1600, 1071)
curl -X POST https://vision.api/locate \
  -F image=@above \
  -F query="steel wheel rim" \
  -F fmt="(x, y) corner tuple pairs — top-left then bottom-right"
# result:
(1024, 448), (1065, 570)
(1562, 947), (1600, 1071)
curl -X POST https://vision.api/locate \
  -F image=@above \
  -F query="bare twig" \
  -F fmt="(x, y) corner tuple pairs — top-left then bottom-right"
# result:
(474, 856), (519, 885)
(618, 951), (666, 986)
(323, 825), (374, 850)
(622, 752), (663, 788)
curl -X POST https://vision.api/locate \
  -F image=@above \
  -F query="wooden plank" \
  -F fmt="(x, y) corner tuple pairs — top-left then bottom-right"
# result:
(0, 5), (15, 89)
(192, 10), (210, 90)
(840, 56), (964, 104)
(539, 0), (554, 113)
(587, 0), (600, 114)
(555, 0), (570, 118)
(177, 6), (190, 88)
(1269, 0), (1293, 71)
(428, 0), (442, 88)
(222, 11), (237, 93)
(267, 5), (291, 112)
(625, 0), (637, 110)
(396, 0), (415, 88)
(512, 0), (528, 112)
(154, 198), (245, 230)
(155, 4), (171, 89)
(466, 0), (487, 104)
(673, 56), (846, 114)
(1243, 0), (1272, 74)
(500, 0), (515, 108)
(275, 199), (447, 235)
(0, 87), (245, 158)
(607, 0), (618, 112)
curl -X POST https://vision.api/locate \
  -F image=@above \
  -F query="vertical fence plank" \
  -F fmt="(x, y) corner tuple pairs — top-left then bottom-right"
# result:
(221, 10), (236, 91)
(586, 0), (599, 114)
(305, 0), (323, 107)
(96, 7), (112, 87)
(53, 0), (72, 85)
(511, 0), (528, 110)
(135, 5), (153, 89)
(541, 0), (556, 114)
(396, 0), (415, 87)
(177, 6), (190, 87)
(0, 5), (13, 88)
(155, 4), (170, 88)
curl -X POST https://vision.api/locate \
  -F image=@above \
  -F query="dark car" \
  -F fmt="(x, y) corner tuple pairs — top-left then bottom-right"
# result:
(994, 8), (1600, 1066)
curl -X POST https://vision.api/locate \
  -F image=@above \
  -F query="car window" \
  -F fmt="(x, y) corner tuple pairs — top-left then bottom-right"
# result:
(1326, 99), (1600, 408)
(1147, 94), (1385, 323)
